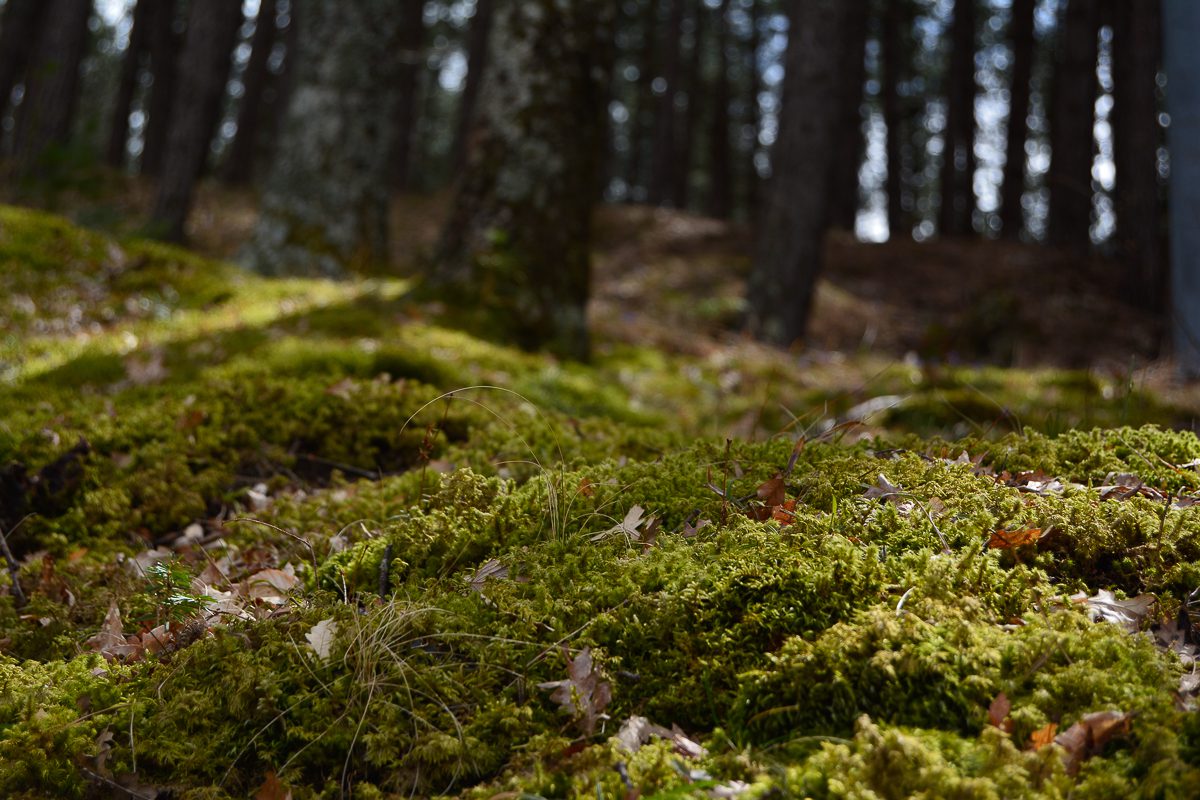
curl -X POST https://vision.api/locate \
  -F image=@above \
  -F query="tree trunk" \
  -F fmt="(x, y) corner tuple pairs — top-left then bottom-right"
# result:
(1112, 0), (1165, 313)
(747, 0), (857, 345)
(140, 0), (180, 176)
(1164, 0), (1200, 377)
(828, 2), (870, 233)
(390, 0), (426, 190)
(938, 0), (977, 237)
(881, 0), (907, 239)
(1047, 0), (1098, 252)
(150, 0), (242, 240)
(106, 0), (151, 168)
(625, 0), (659, 201)
(744, 0), (763, 212)
(12, 0), (91, 176)
(674, 0), (704, 209)
(0, 0), (47, 130)
(433, 0), (616, 360)
(221, 0), (278, 185)
(648, 0), (684, 207)
(451, 0), (494, 173)
(243, 0), (405, 276)
(257, 0), (299, 171)
(999, 0), (1035, 239)
(707, 0), (733, 219)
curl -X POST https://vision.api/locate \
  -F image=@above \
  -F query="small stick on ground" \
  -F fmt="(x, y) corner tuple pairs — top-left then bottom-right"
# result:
(0, 517), (28, 609)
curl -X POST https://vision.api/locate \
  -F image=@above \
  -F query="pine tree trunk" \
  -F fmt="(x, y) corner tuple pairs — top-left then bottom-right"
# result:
(140, 0), (180, 177)
(828, 2), (870, 233)
(1112, 0), (1165, 313)
(257, 0), (299, 170)
(674, 0), (704, 209)
(881, 0), (907, 239)
(938, 0), (977, 237)
(243, 0), (405, 276)
(433, 0), (616, 360)
(150, 0), (242, 240)
(747, 0), (856, 345)
(999, 0), (1035, 239)
(390, 0), (426, 190)
(451, 0), (494, 173)
(625, 0), (659, 201)
(13, 0), (91, 176)
(221, 0), (278, 185)
(106, 0), (151, 168)
(707, 0), (733, 219)
(0, 0), (47, 138)
(1047, 0), (1098, 252)
(744, 0), (764, 212)
(648, 0), (684, 207)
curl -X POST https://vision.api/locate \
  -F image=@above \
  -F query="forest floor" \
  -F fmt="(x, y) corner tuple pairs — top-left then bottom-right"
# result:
(3, 187), (1200, 798)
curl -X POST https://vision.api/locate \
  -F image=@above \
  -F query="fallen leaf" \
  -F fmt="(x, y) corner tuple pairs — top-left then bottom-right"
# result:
(988, 528), (1044, 549)
(1053, 711), (1132, 775)
(467, 558), (508, 592)
(255, 770), (293, 800)
(305, 618), (338, 660)
(578, 477), (596, 497)
(537, 646), (612, 736)
(592, 506), (649, 542)
(1028, 722), (1058, 750)
(614, 715), (706, 758)
(1079, 590), (1156, 634)
(86, 602), (142, 662)
(987, 692), (1013, 732)
(239, 567), (300, 605)
(755, 474), (787, 507)
(864, 474), (901, 500)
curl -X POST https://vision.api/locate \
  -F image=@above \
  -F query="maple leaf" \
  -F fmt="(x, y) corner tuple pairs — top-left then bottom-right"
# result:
(537, 646), (612, 736)
(987, 527), (1044, 549)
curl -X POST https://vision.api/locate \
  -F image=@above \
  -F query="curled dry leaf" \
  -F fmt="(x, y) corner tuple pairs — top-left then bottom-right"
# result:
(86, 602), (142, 662)
(1074, 589), (1156, 634)
(537, 646), (612, 736)
(1053, 711), (1132, 775)
(614, 715), (706, 759)
(239, 566), (300, 605)
(305, 618), (338, 661)
(987, 528), (1044, 549)
(467, 558), (509, 592)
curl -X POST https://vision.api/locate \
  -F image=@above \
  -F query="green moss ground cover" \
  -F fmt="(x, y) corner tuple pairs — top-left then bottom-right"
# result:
(3, 206), (1200, 797)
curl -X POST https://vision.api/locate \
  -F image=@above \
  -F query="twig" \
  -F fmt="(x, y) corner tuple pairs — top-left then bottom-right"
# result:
(0, 516), (30, 609)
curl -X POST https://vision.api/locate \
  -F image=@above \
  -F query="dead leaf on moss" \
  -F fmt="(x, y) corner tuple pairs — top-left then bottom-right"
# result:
(1074, 589), (1156, 634)
(467, 558), (508, 592)
(614, 715), (706, 758)
(305, 618), (338, 660)
(86, 602), (142, 662)
(1028, 722), (1057, 750)
(239, 566), (300, 605)
(987, 692), (1013, 732)
(987, 527), (1044, 549)
(537, 646), (612, 736)
(254, 770), (292, 800)
(592, 506), (652, 542)
(1053, 710), (1132, 775)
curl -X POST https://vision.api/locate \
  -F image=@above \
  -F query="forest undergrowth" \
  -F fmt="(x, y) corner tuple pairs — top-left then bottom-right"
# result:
(4, 204), (1200, 798)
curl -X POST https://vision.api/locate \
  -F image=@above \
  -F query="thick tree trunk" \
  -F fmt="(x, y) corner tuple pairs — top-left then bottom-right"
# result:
(747, 0), (857, 345)
(106, 0), (151, 168)
(150, 0), (242, 241)
(390, 0), (426, 190)
(1047, 0), (1098, 252)
(999, 0), (1035, 239)
(451, 0), (495, 173)
(221, 0), (278, 185)
(938, 0), (977, 237)
(1112, 0), (1165, 313)
(243, 0), (404, 276)
(828, 3), (870, 233)
(881, 0), (907, 239)
(433, 0), (615, 360)
(140, 0), (180, 176)
(13, 0), (91, 176)
(0, 0), (47, 127)
(1164, 0), (1200, 377)
(707, 0), (733, 219)
(648, 0), (684, 207)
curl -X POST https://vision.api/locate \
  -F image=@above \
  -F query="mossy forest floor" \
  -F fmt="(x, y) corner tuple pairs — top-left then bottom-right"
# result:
(4, 200), (1200, 798)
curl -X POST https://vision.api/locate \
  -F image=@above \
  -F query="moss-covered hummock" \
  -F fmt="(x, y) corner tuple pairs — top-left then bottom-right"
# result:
(3, 207), (1200, 798)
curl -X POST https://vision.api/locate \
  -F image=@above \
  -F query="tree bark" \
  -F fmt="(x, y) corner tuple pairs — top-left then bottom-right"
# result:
(707, 0), (733, 219)
(221, 0), (278, 185)
(648, 0), (684, 207)
(0, 0), (47, 130)
(433, 0), (616, 360)
(451, 0), (494, 173)
(625, 0), (659, 201)
(12, 0), (91, 176)
(140, 0), (180, 176)
(674, 0), (705, 209)
(106, 0), (151, 168)
(881, 0), (907, 239)
(1047, 0), (1098, 252)
(1112, 0), (1165, 313)
(390, 0), (426, 190)
(150, 0), (242, 240)
(938, 0), (977, 237)
(744, 0), (764, 212)
(999, 0), (1035, 239)
(747, 0), (857, 345)
(828, 2), (870, 233)
(243, 0), (405, 276)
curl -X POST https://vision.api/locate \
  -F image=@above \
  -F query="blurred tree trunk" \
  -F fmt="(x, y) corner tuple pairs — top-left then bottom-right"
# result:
(1047, 0), (1098, 252)
(648, 0), (684, 206)
(707, 0), (733, 219)
(150, 0), (242, 241)
(243, 0), (405, 276)
(747, 0), (856, 345)
(625, 0), (659, 201)
(1164, 0), (1200, 376)
(675, 0), (704, 209)
(938, 0), (977, 237)
(13, 0), (91, 176)
(451, 0), (494, 173)
(390, 0), (427, 190)
(140, 0), (180, 176)
(744, 0), (763, 212)
(1112, 0), (1165, 313)
(881, 0), (907, 239)
(106, 0), (151, 168)
(999, 0), (1035, 239)
(221, 0), (278, 185)
(0, 0), (48, 141)
(433, 0), (615, 360)
(257, 1), (299, 169)
(828, 3), (870, 233)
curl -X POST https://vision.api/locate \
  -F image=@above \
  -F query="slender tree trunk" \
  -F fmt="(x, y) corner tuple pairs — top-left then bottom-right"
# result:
(708, 0), (733, 218)
(938, 0), (977, 237)
(0, 0), (48, 127)
(221, 0), (278, 185)
(13, 0), (91, 176)
(648, 0), (684, 207)
(106, 0), (151, 168)
(625, 0), (659, 201)
(744, 0), (764, 212)
(257, 0), (299, 170)
(150, 0), (243, 241)
(828, 3), (870, 232)
(140, 0), (180, 176)
(244, 0), (405, 276)
(390, 0), (426, 190)
(1112, 0), (1165, 313)
(747, 0), (859, 345)
(1047, 0), (1098, 252)
(451, 0), (494, 173)
(881, 0), (907, 239)
(675, 0), (704, 209)
(999, 0), (1035, 239)
(434, 1), (616, 360)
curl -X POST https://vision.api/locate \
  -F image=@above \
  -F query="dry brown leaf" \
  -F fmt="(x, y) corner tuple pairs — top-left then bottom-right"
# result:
(537, 646), (612, 736)
(254, 770), (293, 800)
(578, 477), (596, 497)
(988, 528), (1044, 549)
(1053, 711), (1132, 775)
(987, 692), (1013, 732)
(1029, 722), (1058, 750)
(755, 475), (787, 508)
